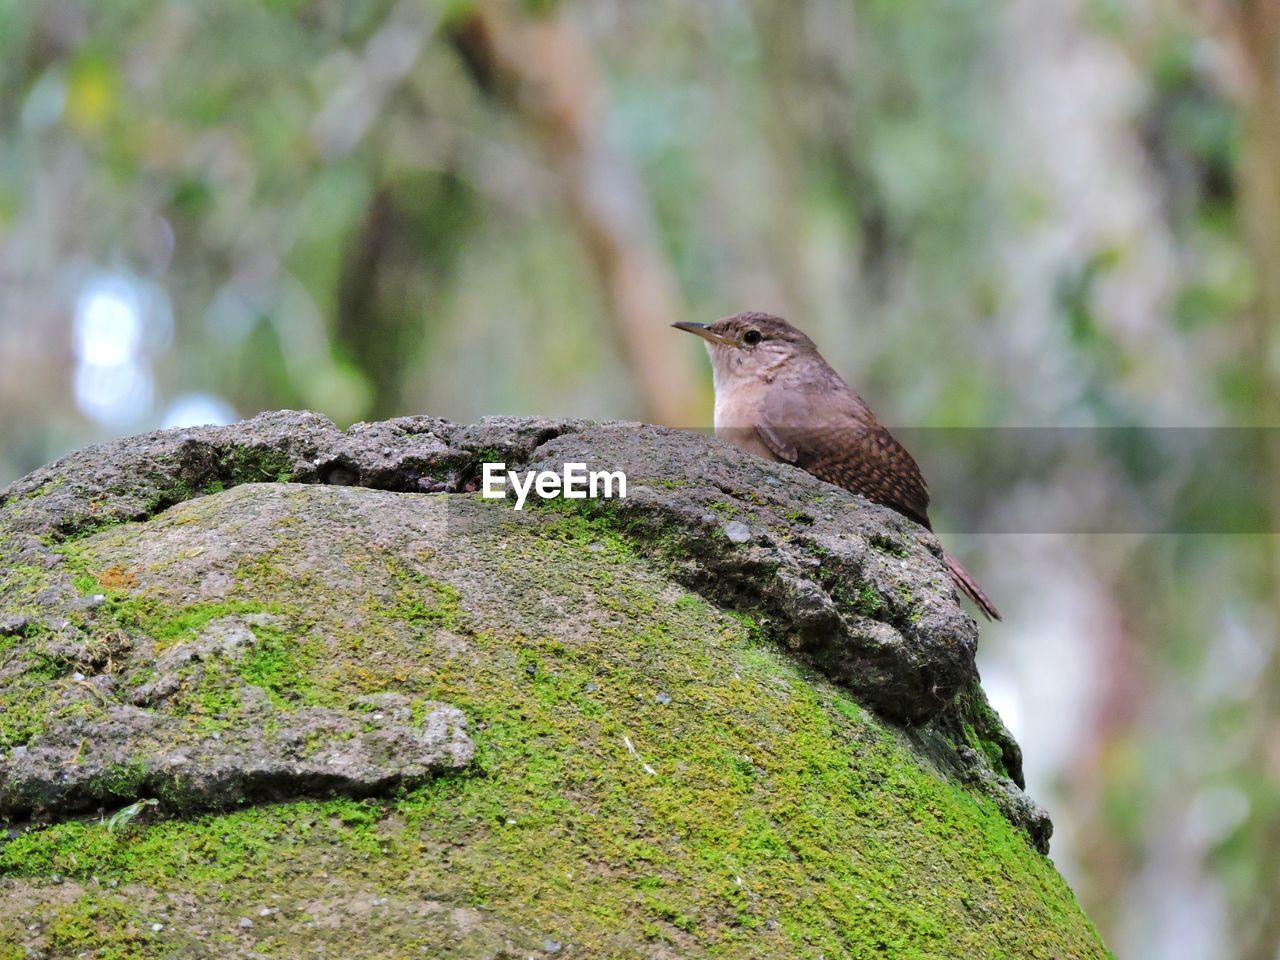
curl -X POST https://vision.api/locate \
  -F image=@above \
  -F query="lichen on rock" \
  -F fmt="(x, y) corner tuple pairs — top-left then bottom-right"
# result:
(0, 411), (1106, 959)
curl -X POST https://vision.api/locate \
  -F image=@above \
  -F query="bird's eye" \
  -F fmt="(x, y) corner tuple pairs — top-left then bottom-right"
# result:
(743, 329), (763, 346)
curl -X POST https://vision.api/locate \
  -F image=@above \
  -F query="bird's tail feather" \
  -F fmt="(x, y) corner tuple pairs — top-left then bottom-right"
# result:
(943, 551), (1002, 622)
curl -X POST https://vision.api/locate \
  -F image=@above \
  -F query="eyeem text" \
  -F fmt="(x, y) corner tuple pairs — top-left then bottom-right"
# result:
(481, 462), (627, 510)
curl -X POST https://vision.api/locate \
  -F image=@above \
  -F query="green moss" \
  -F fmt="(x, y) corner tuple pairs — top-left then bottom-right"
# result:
(529, 495), (688, 561)
(896, 584), (924, 623)
(948, 683), (1022, 784)
(831, 578), (885, 618)
(0, 677), (63, 750)
(2, 626), (1105, 956)
(0, 617), (95, 749)
(0, 490), (1104, 957)
(84, 761), (149, 802)
(53, 538), (288, 641)
(707, 499), (742, 518)
(0, 563), (59, 617)
(0, 508), (1105, 958)
(962, 718), (1005, 773)
(237, 620), (320, 707)
(387, 560), (464, 631)
(871, 533), (910, 558)
(76, 581), (281, 656)
(148, 601), (278, 648)
(20, 445), (302, 546)
(189, 662), (242, 722)
(0, 538), (330, 751)
(36, 895), (147, 959)
(161, 446), (297, 491)
(220, 446), (295, 485)
(782, 508), (815, 524)
(15, 478), (66, 501)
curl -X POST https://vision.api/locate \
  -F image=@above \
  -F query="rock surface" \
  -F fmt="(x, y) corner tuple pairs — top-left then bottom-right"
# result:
(0, 411), (1107, 959)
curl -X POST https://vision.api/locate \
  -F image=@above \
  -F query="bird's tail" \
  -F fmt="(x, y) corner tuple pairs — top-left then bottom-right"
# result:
(943, 551), (1002, 622)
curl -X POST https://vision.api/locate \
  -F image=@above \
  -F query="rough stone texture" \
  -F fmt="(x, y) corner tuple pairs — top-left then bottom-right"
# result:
(2, 412), (982, 720)
(0, 412), (1106, 959)
(1, 690), (473, 818)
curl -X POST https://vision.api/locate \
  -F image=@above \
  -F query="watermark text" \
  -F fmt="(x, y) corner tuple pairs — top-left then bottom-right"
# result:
(481, 462), (626, 510)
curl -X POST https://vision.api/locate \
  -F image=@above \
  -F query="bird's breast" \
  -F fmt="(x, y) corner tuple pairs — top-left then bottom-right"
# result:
(713, 380), (783, 462)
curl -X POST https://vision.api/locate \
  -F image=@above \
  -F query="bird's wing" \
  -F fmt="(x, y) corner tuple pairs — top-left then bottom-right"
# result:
(755, 384), (932, 529)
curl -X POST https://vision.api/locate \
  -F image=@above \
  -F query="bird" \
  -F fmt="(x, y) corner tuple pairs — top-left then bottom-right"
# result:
(673, 311), (1001, 621)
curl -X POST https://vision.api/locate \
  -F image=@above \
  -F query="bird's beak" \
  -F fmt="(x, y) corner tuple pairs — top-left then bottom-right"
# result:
(671, 321), (734, 346)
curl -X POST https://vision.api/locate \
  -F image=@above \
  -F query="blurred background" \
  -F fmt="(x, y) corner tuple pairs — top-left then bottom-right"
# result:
(2, 1), (1279, 956)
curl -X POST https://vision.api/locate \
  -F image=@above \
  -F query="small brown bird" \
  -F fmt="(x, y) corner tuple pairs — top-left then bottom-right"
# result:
(674, 311), (1001, 621)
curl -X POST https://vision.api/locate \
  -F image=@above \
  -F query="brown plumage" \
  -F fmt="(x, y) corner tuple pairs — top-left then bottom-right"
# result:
(673, 311), (1001, 621)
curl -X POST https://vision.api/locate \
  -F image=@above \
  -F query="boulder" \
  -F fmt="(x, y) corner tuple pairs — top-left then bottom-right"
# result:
(0, 412), (1106, 958)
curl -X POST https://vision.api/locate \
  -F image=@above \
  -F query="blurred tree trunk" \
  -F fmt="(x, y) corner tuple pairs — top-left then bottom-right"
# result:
(448, 2), (702, 427)
(748, 0), (896, 306)
(336, 189), (411, 419)
(1190, 3), (1280, 957)
(335, 174), (478, 420)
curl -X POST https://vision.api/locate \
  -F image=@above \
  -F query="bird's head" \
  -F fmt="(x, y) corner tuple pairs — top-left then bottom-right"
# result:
(672, 312), (819, 388)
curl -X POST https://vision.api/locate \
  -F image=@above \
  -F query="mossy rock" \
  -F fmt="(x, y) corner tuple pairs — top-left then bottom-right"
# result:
(0, 413), (1108, 958)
